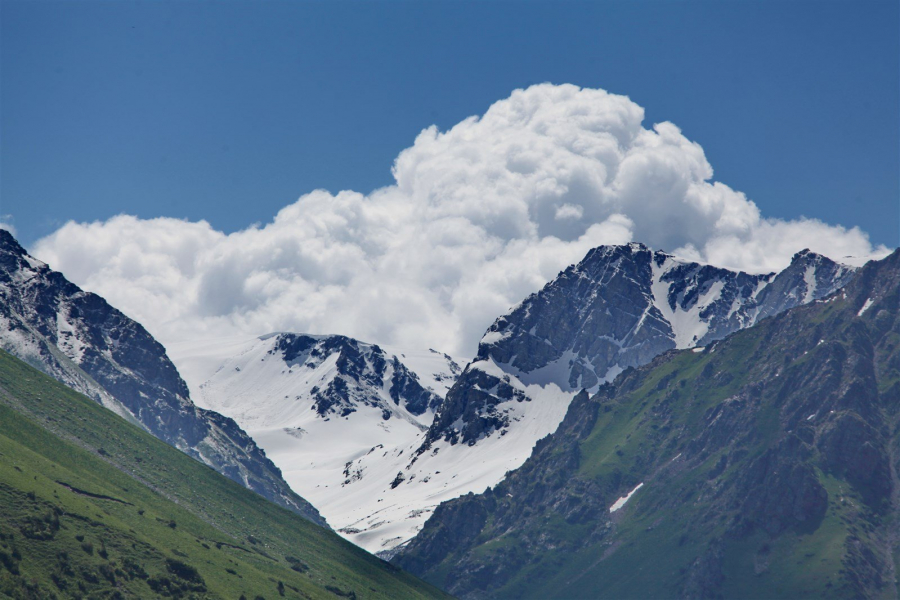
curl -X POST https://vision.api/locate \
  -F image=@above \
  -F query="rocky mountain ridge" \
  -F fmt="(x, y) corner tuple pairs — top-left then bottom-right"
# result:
(0, 229), (325, 525)
(394, 247), (899, 599)
(420, 242), (856, 451)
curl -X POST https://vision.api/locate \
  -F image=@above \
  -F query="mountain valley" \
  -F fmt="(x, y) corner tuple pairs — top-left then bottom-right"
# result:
(0, 347), (448, 599)
(2, 225), (894, 600)
(174, 242), (857, 556)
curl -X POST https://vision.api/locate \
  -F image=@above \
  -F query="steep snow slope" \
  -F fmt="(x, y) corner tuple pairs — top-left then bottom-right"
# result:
(169, 333), (464, 551)
(0, 230), (325, 524)
(332, 362), (572, 554)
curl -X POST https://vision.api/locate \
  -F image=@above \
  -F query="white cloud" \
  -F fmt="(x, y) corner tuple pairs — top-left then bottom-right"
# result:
(555, 204), (584, 221)
(31, 84), (889, 359)
(0, 216), (16, 237)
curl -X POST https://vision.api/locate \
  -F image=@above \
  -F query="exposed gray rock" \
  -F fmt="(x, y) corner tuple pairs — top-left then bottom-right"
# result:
(420, 243), (855, 452)
(271, 332), (446, 418)
(0, 229), (326, 526)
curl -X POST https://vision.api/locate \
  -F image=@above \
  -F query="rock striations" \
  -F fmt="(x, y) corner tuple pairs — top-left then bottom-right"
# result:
(0, 229), (325, 525)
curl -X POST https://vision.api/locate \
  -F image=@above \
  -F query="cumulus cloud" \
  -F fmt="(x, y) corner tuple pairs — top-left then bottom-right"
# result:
(0, 216), (17, 236)
(32, 84), (889, 358)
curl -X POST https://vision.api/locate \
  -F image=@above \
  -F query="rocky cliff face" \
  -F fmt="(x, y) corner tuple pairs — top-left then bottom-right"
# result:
(0, 229), (325, 526)
(420, 243), (855, 450)
(394, 248), (899, 599)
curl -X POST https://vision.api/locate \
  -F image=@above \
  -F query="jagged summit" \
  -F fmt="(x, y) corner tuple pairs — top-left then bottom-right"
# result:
(480, 243), (852, 369)
(420, 243), (855, 452)
(0, 228), (26, 252)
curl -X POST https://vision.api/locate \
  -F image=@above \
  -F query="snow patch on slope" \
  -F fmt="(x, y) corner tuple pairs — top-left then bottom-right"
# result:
(167, 335), (275, 400)
(857, 298), (874, 317)
(609, 482), (644, 513)
(802, 264), (818, 303)
(382, 345), (464, 398)
(649, 256), (721, 349)
(55, 308), (88, 364)
(335, 376), (572, 552)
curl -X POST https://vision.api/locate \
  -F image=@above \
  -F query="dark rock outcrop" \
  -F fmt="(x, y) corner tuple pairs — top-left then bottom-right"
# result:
(271, 332), (447, 418)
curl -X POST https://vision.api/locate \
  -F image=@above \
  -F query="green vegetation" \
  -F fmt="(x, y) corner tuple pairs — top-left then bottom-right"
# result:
(397, 250), (900, 599)
(0, 349), (448, 599)
(489, 302), (883, 598)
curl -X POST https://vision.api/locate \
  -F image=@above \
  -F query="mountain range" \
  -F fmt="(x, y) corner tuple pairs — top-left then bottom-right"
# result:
(393, 246), (899, 599)
(171, 241), (856, 555)
(3, 222), (894, 599)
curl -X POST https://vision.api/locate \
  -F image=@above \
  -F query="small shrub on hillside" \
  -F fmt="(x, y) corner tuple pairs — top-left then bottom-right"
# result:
(0, 549), (20, 575)
(285, 555), (309, 573)
(121, 557), (148, 580)
(99, 563), (117, 584)
(148, 558), (207, 597)
(19, 510), (60, 540)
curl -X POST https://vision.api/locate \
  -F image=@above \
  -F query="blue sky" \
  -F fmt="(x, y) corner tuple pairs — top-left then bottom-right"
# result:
(2, 0), (897, 248)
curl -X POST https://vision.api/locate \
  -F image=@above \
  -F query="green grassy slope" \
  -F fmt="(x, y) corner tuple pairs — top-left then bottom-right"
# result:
(396, 249), (900, 599)
(0, 349), (449, 599)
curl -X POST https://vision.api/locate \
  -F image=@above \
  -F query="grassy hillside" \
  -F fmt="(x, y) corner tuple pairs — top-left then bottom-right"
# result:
(0, 349), (449, 599)
(396, 249), (899, 599)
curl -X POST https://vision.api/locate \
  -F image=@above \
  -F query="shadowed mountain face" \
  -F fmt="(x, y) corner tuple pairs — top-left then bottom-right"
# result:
(395, 249), (898, 599)
(0, 229), (325, 525)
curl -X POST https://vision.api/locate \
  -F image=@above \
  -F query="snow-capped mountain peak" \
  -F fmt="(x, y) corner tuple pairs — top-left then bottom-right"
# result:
(466, 243), (854, 400)
(166, 331), (464, 553)
(189, 332), (460, 431)
(330, 243), (856, 554)
(164, 242), (858, 555)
